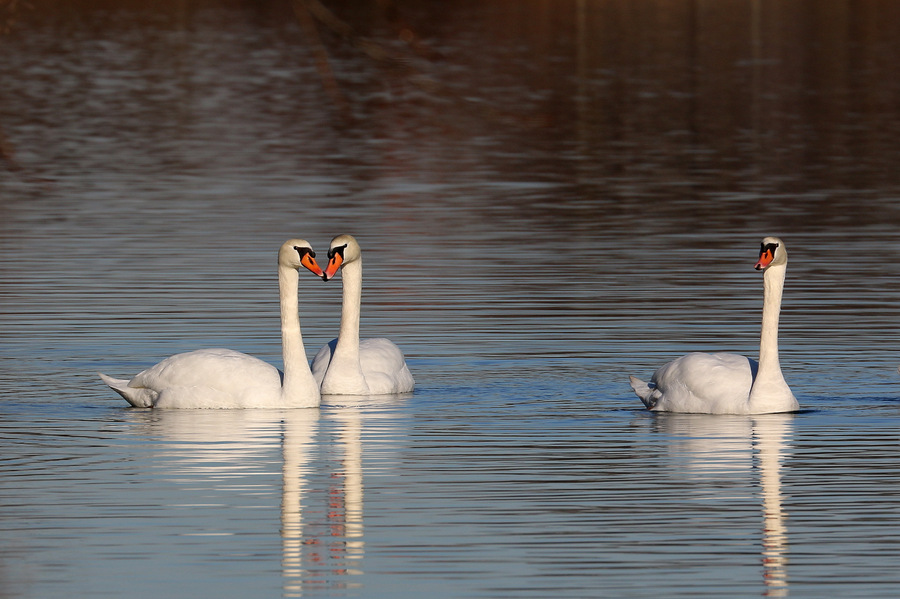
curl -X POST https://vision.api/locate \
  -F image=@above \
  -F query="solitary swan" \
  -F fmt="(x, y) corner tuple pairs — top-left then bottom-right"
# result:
(311, 234), (415, 395)
(99, 240), (324, 409)
(629, 236), (799, 414)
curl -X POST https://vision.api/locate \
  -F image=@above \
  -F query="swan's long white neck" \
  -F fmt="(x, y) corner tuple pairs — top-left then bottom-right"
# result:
(324, 257), (369, 393)
(336, 258), (362, 353)
(278, 264), (319, 406)
(748, 262), (796, 411)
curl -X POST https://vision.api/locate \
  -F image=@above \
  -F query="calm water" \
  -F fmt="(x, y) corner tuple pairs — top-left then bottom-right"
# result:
(2, 1), (900, 597)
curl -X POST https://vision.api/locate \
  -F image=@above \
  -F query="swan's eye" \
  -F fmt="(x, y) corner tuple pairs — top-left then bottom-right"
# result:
(328, 244), (347, 260)
(294, 246), (315, 258)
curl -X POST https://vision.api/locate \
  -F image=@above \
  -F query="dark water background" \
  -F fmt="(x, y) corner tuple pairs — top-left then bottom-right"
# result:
(2, 1), (900, 597)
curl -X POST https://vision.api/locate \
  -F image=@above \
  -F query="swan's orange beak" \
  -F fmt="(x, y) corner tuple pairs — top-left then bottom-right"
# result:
(301, 253), (323, 277)
(322, 252), (343, 282)
(755, 246), (775, 271)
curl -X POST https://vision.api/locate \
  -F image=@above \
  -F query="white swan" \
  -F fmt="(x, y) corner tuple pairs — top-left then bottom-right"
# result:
(98, 240), (324, 409)
(629, 236), (799, 414)
(311, 234), (415, 395)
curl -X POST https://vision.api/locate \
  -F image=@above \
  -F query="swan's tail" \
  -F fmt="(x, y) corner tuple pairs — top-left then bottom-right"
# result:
(629, 375), (660, 410)
(98, 373), (156, 408)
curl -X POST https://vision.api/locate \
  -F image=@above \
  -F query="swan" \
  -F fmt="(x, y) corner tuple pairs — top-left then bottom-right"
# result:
(311, 234), (415, 395)
(98, 240), (324, 409)
(629, 236), (799, 414)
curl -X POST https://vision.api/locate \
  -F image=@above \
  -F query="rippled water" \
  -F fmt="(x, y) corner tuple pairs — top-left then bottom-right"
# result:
(2, 1), (900, 597)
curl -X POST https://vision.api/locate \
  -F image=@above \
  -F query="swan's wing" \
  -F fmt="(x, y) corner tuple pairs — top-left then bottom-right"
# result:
(110, 349), (282, 408)
(649, 352), (756, 413)
(131, 348), (276, 387)
(359, 338), (415, 394)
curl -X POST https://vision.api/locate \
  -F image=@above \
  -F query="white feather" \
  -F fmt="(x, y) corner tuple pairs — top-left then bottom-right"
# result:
(99, 240), (322, 409)
(630, 236), (798, 415)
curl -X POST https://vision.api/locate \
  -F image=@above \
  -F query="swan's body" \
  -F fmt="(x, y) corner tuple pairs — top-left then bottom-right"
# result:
(629, 236), (799, 415)
(99, 240), (324, 409)
(311, 234), (414, 395)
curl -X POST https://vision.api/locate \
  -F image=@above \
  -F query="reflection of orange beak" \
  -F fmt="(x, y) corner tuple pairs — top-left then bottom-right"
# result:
(323, 252), (344, 281)
(755, 249), (774, 271)
(300, 253), (323, 277)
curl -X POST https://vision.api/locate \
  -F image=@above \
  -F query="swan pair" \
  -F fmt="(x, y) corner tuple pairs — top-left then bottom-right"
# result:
(99, 235), (414, 409)
(629, 236), (799, 415)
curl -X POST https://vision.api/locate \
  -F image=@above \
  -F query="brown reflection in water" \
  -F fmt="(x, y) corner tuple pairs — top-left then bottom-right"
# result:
(3, 0), (900, 228)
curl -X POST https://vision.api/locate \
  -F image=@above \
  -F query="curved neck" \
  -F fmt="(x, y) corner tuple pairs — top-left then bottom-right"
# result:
(319, 257), (369, 394)
(749, 262), (795, 410)
(278, 264), (318, 406)
(758, 263), (785, 371)
(335, 258), (363, 356)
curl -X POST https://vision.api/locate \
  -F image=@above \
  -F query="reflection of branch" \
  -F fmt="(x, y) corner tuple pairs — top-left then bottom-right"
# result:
(2, 1), (28, 172)
(1, 0), (29, 35)
(294, 0), (545, 130)
(0, 123), (21, 171)
(292, 0), (352, 122)
(298, 0), (408, 66)
(375, 0), (443, 62)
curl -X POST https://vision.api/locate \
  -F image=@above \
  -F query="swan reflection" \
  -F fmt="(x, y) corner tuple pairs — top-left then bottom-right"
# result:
(282, 404), (365, 596)
(128, 396), (408, 596)
(129, 408), (367, 595)
(279, 409), (323, 597)
(753, 414), (792, 597)
(652, 412), (794, 596)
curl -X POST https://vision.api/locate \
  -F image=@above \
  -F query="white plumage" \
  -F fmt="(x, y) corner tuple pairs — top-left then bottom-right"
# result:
(629, 236), (799, 415)
(99, 240), (324, 409)
(311, 234), (415, 395)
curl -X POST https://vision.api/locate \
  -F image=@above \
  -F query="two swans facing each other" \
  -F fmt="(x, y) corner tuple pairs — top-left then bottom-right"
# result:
(629, 236), (799, 415)
(99, 236), (415, 409)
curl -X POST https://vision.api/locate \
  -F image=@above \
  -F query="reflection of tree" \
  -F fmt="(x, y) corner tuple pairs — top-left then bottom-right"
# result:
(291, 0), (352, 120)
(1, 0), (26, 35)
(290, 0), (537, 129)
(291, 0), (435, 123)
(0, 123), (18, 171)
(1, 0), (26, 171)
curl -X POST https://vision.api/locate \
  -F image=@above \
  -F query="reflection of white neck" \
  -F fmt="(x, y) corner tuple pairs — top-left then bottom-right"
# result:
(748, 263), (796, 412)
(281, 412), (319, 596)
(754, 415), (792, 597)
(324, 259), (369, 394)
(279, 264), (319, 406)
(340, 410), (365, 570)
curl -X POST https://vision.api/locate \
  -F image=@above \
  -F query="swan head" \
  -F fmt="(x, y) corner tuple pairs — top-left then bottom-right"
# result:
(322, 234), (360, 281)
(755, 236), (787, 271)
(279, 239), (323, 277)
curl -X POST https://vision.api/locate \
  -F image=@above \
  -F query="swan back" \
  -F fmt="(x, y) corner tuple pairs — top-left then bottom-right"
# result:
(643, 352), (757, 414)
